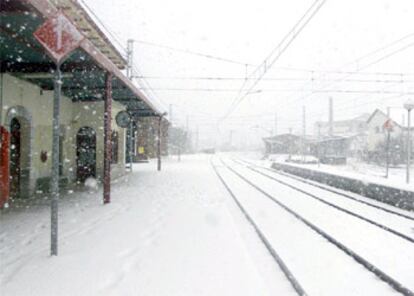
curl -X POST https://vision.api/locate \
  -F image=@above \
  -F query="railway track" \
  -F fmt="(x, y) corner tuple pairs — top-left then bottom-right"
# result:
(231, 158), (414, 244)
(212, 156), (414, 296)
(236, 157), (414, 222)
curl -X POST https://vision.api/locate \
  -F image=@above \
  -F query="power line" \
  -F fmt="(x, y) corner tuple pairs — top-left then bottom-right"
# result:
(283, 32), (414, 108)
(78, 0), (169, 113)
(137, 87), (414, 95)
(133, 75), (414, 83)
(132, 39), (256, 67)
(222, 0), (327, 121)
(78, 0), (128, 57)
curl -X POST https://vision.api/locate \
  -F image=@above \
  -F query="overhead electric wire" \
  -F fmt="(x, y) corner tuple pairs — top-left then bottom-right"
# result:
(78, 0), (128, 57)
(78, 0), (170, 114)
(133, 39), (256, 67)
(282, 32), (414, 109)
(222, 0), (327, 121)
(133, 75), (414, 84)
(137, 87), (414, 95)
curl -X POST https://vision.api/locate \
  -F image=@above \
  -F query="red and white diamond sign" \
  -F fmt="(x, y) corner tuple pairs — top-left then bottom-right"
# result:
(34, 11), (84, 64)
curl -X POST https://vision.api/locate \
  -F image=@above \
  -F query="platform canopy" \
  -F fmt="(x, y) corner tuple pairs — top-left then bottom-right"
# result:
(0, 0), (166, 118)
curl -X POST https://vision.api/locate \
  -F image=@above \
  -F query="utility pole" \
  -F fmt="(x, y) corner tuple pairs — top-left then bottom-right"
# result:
(157, 116), (162, 171)
(274, 113), (278, 136)
(169, 104), (173, 125)
(126, 39), (134, 172)
(404, 100), (414, 184)
(126, 39), (134, 79)
(302, 106), (306, 162)
(329, 97), (333, 137)
(288, 127), (293, 161)
(317, 122), (321, 168)
(186, 115), (189, 153)
(384, 120), (393, 179)
(195, 126), (199, 153)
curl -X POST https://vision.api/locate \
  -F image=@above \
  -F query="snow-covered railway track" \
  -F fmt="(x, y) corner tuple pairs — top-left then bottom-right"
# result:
(211, 160), (307, 296)
(212, 157), (414, 296)
(236, 158), (414, 222)
(231, 158), (414, 244)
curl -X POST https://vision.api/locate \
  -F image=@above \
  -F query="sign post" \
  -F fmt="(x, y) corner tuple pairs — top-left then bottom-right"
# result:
(383, 119), (394, 179)
(34, 11), (84, 256)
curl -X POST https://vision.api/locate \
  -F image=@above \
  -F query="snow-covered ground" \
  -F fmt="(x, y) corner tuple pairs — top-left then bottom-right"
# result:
(216, 156), (414, 295)
(0, 155), (275, 296)
(2, 153), (413, 295)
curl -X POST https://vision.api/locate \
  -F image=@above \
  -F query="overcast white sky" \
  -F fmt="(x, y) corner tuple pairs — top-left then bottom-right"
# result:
(84, 0), (414, 149)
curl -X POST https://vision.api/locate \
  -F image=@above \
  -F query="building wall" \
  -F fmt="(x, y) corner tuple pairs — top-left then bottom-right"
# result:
(315, 121), (367, 136)
(0, 74), (127, 196)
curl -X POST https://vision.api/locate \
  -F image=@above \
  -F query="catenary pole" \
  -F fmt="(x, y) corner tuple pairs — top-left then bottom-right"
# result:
(385, 128), (390, 178)
(157, 116), (162, 171)
(103, 72), (113, 204)
(126, 39), (134, 171)
(404, 100), (414, 184)
(407, 109), (412, 183)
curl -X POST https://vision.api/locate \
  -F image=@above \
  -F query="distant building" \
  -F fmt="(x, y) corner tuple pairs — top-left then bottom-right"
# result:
(366, 109), (404, 152)
(364, 109), (413, 164)
(263, 134), (302, 155)
(314, 113), (370, 136)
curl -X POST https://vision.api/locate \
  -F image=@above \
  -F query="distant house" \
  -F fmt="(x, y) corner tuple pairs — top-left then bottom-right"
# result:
(364, 108), (414, 164)
(314, 113), (369, 136)
(366, 109), (404, 152)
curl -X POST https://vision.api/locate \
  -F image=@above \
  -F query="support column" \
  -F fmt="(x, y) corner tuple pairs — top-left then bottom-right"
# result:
(157, 116), (162, 171)
(103, 72), (112, 204)
(50, 65), (62, 256)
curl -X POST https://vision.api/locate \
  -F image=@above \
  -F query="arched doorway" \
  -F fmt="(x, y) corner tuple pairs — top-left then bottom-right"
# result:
(9, 118), (21, 197)
(76, 127), (96, 182)
(5, 106), (33, 199)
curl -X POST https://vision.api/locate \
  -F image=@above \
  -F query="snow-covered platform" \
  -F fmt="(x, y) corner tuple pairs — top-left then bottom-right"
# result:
(0, 155), (273, 295)
(270, 161), (414, 211)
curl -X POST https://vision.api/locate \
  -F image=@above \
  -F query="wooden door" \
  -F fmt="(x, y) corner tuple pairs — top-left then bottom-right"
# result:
(76, 127), (96, 182)
(9, 118), (21, 197)
(0, 126), (10, 207)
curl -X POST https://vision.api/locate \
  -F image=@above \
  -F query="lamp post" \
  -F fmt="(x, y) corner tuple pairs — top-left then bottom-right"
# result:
(403, 99), (414, 184)
(317, 123), (321, 168)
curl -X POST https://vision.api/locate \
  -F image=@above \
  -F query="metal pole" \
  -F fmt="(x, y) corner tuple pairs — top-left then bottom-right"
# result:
(126, 39), (134, 79)
(50, 64), (62, 256)
(289, 128), (292, 160)
(317, 124), (321, 168)
(385, 129), (390, 178)
(329, 97), (333, 136)
(274, 113), (277, 136)
(129, 121), (133, 172)
(103, 72), (112, 204)
(157, 116), (162, 171)
(195, 126), (199, 153)
(407, 109), (412, 184)
(302, 106), (306, 162)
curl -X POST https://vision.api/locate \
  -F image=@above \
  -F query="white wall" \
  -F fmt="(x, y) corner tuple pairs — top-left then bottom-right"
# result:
(1, 74), (127, 194)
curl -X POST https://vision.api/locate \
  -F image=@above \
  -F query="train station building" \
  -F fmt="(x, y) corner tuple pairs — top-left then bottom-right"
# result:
(0, 0), (168, 207)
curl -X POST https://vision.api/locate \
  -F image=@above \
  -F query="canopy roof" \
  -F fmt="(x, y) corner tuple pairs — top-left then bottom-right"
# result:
(0, 0), (166, 118)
